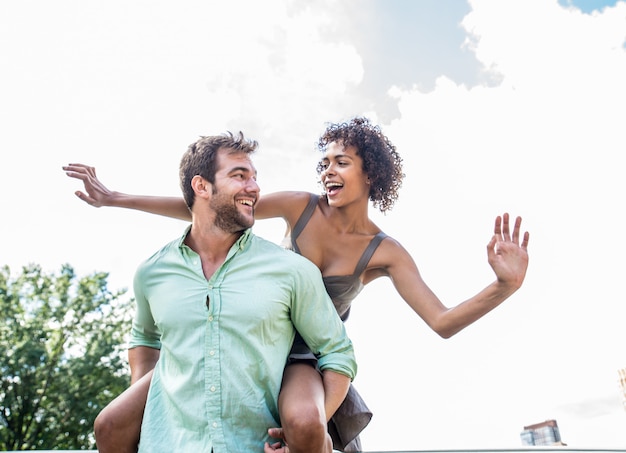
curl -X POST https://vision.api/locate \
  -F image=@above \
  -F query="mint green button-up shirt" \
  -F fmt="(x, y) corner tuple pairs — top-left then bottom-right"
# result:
(130, 227), (357, 453)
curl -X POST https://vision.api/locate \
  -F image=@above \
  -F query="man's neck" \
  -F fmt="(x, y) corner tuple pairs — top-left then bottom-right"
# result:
(185, 222), (245, 280)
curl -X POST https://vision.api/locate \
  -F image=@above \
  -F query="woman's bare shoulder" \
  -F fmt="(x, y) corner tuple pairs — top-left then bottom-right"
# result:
(256, 191), (318, 220)
(373, 233), (415, 266)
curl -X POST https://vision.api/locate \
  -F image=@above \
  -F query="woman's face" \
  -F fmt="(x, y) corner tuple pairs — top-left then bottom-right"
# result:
(319, 141), (370, 207)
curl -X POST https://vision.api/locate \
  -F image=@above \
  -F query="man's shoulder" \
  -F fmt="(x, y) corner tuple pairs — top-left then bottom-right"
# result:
(250, 233), (292, 255)
(136, 237), (181, 272)
(249, 234), (316, 268)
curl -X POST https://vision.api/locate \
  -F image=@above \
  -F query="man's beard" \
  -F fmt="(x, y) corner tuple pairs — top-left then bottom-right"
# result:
(210, 191), (254, 233)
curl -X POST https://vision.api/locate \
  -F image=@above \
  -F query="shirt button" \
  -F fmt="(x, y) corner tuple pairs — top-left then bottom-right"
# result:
(209, 350), (215, 356)
(212, 422), (218, 428)
(208, 316), (213, 322)
(210, 386), (216, 392)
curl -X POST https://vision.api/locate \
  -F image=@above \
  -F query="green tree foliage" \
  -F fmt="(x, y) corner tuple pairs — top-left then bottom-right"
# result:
(0, 264), (133, 450)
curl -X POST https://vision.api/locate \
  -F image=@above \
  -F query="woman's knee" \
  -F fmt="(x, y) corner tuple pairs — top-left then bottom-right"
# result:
(94, 407), (115, 443)
(282, 408), (327, 452)
(279, 365), (325, 423)
(282, 398), (325, 430)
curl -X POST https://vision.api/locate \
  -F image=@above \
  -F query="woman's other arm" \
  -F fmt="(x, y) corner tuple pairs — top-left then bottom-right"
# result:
(382, 213), (529, 338)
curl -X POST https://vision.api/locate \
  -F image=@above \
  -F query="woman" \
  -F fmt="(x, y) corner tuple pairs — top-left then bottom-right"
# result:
(64, 117), (529, 453)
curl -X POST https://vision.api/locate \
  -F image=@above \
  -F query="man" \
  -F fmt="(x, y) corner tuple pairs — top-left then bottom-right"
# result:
(129, 132), (356, 452)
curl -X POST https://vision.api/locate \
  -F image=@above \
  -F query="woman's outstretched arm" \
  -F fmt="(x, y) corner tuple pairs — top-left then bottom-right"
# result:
(379, 213), (530, 339)
(63, 163), (314, 222)
(63, 163), (192, 220)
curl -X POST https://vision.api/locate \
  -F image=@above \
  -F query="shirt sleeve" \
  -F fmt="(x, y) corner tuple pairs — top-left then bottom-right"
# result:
(128, 263), (162, 350)
(289, 260), (357, 380)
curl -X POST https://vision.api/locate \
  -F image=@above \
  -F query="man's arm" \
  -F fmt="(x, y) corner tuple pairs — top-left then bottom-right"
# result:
(290, 260), (358, 390)
(128, 346), (160, 385)
(321, 370), (351, 421)
(129, 268), (161, 385)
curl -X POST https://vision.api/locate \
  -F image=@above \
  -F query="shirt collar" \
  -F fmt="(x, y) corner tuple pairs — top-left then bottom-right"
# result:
(177, 225), (253, 252)
(233, 228), (253, 251)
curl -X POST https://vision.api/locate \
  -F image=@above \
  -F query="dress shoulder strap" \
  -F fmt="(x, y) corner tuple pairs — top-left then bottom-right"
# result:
(290, 193), (319, 254)
(352, 232), (387, 277)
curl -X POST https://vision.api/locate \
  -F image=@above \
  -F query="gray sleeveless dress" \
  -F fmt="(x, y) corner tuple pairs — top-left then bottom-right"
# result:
(286, 194), (387, 452)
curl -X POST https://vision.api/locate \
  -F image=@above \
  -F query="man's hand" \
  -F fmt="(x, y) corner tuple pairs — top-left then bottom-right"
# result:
(264, 427), (288, 453)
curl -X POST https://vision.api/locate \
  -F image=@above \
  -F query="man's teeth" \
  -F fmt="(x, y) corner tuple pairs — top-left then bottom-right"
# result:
(238, 200), (254, 206)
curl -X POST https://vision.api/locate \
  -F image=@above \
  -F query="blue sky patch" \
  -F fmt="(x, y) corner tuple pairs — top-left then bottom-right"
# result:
(558, 0), (622, 13)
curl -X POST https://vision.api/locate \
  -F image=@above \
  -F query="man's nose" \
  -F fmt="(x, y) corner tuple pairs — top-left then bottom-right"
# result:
(246, 178), (260, 193)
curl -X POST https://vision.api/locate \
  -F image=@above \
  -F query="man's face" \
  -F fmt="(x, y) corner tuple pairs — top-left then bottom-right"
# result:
(209, 149), (259, 233)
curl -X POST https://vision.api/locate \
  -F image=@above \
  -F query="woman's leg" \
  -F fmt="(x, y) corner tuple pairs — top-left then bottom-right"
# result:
(277, 363), (332, 453)
(94, 370), (152, 453)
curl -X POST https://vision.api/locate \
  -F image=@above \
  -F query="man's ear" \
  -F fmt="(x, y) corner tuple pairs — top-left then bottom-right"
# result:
(191, 175), (212, 199)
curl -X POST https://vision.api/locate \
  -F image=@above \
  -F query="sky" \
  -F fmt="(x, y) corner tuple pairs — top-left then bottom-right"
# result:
(1, 0), (626, 450)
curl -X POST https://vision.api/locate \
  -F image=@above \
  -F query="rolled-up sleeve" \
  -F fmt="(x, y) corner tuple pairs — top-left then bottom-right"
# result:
(129, 264), (162, 350)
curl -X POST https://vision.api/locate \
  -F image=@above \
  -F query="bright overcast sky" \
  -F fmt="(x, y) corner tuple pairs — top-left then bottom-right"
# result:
(2, 0), (626, 450)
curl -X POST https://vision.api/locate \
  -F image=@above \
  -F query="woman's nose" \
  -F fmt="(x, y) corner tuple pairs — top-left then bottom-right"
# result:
(322, 164), (335, 176)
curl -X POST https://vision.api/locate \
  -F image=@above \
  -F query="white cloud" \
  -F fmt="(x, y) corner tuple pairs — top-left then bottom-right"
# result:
(2, 0), (626, 450)
(351, 1), (626, 449)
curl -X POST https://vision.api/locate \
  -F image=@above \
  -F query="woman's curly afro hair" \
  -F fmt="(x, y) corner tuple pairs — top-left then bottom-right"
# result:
(316, 117), (404, 213)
